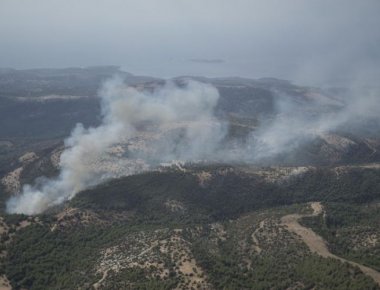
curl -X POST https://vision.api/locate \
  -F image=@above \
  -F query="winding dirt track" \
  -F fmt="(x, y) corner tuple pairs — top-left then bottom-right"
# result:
(281, 202), (380, 285)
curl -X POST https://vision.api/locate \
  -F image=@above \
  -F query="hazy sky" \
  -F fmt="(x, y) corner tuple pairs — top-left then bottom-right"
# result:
(1, 0), (379, 85)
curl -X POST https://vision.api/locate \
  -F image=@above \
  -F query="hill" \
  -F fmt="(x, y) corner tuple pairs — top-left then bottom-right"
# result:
(0, 68), (380, 289)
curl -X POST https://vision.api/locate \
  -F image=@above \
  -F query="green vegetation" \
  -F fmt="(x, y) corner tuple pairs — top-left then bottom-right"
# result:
(5, 205), (380, 290)
(193, 248), (378, 290)
(103, 268), (177, 290)
(1, 67), (380, 289)
(7, 224), (104, 289)
(5, 223), (172, 290)
(286, 168), (380, 204)
(302, 202), (380, 271)
(295, 256), (379, 290)
(72, 166), (380, 221)
(3, 166), (380, 289)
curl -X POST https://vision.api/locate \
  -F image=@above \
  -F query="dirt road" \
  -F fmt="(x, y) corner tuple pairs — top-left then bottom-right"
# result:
(281, 202), (380, 285)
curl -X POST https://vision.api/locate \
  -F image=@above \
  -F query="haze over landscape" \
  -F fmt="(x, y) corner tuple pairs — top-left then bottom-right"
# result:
(0, 1), (380, 290)
(1, 0), (380, 85)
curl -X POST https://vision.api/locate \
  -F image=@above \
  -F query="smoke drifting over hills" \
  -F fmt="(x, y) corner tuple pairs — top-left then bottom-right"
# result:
(6, 76), (380, 214)
(6, 79), (225, 214)
(250, 88), (380, 161)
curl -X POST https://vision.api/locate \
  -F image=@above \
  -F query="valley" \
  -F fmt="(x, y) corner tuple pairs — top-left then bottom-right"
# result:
(0, 67), (379, 289)
(282, 202), (380, 284)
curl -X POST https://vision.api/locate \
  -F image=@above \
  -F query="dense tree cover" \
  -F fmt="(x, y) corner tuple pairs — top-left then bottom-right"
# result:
(186, 209), (379, 290)
(295, 256), (379, 290)
(0, 183), (6, 210)
(71, 166), (380, 221)
(302, 202), (380, 272)
(287, 168), (380, 203)
(5, 223), (170, 290)
(6, 214), (379, 290)
(102, 268), (177, 290)
(6, 224), (103, 289)
(192, 245), (378, 290)
(4, 166), (380, 289)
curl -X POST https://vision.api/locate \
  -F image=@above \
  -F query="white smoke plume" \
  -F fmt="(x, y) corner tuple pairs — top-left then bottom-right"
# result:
(6, 78), (225, 214)
(6, 76), (380, 215)
(248, 85), (380, 162)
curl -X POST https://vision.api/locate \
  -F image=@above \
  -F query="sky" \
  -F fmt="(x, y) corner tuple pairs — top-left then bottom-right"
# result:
(0, 0), (379, 85)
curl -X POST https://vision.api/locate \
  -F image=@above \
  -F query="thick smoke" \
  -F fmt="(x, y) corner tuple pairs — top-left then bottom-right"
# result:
(6, 77), (380, 215)
(6, 79), (226, 214)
